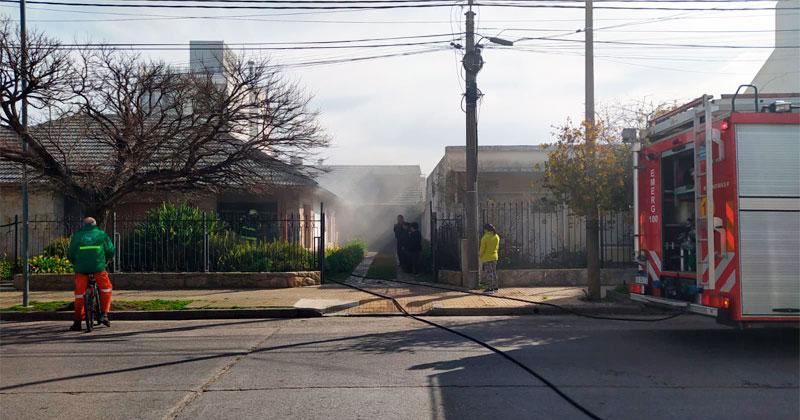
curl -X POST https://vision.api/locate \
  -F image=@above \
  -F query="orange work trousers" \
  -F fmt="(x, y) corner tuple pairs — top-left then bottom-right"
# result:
(74, 272), (113, 321)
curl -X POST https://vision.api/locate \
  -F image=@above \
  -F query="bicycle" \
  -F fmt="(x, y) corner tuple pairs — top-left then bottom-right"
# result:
(84, 273), (103, 332)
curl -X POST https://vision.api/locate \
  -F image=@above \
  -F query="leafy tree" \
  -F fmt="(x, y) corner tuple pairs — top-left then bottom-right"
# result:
(541, 120), (630, 300)
(542, 100), (678, 300)
(543, 120), (632, 215)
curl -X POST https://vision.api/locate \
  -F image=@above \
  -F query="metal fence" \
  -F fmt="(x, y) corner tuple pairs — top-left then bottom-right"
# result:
(430, 214), (463, 271)
(429, 202), (635, 270)
(0, 213), (325, 273)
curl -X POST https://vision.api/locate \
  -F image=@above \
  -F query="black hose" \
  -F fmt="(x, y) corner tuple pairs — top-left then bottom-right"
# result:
(327, 276), (605, 420)
(349, 273), (686, 322)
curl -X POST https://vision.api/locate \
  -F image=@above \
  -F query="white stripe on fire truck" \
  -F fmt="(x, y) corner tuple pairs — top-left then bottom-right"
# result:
(700, 254), (736, 292)
(649, 250), (662, 272)
(720, 270), (737, 293)
(648, 262), (659, 282)
(715, 254), (734, 282)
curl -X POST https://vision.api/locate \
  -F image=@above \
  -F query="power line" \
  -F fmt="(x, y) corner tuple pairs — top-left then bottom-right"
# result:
(2, 0), (796, 11)
(0, 0), (460, 9)
(514, 36), (799, 48)
(482, 27), (796, 33)
(279, 46), (446, 66)
(25, 39), (457, 49)
(52, 32), (463, 46)
(483, 2), (798, 11)
(4, 3), (783, 23)
(42, 0), (788, 3)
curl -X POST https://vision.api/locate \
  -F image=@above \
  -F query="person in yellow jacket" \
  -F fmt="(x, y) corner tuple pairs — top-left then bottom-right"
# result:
(479, 223), (500, 293)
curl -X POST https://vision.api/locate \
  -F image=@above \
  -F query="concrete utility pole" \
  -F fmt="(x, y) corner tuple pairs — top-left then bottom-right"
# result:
(462, 0), (481, 289)
(584, 0), (601, 300)
(20, 0), (30, 307)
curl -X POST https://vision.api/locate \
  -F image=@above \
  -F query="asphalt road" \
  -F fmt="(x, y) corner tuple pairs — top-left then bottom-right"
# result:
(0, 316), (797, 420)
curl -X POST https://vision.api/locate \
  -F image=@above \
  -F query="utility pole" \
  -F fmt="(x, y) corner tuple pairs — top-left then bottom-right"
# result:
(585, 0), (601, 300)
(462, 0), (481, 289)
(20, 0), (30, 307)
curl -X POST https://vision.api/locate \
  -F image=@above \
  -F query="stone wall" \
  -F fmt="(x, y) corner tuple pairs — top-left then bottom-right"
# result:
(438, 268), (635, 288)
(13, 271), (320, 291)
(437, 270), (464, 287)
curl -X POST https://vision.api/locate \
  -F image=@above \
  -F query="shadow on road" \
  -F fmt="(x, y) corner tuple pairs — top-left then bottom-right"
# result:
(1, 317), (798, 419)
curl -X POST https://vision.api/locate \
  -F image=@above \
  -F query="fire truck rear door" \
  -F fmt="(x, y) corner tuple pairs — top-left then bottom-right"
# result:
(736, 123), (800, 316)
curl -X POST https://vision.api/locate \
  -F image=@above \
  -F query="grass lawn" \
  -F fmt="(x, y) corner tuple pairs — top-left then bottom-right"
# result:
(1, 300), (72, 312)
(2, 299), (193, 312)
(366, 249), (397, 280)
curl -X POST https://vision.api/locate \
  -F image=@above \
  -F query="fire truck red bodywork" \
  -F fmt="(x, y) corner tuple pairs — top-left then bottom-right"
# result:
(632, 96), (800, 326)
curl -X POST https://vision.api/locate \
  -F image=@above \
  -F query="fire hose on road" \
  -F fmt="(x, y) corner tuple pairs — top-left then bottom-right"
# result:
(327, 275), (606, 420)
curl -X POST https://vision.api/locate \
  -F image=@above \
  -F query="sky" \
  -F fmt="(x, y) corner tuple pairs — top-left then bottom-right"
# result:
(2, 1), (790, 174)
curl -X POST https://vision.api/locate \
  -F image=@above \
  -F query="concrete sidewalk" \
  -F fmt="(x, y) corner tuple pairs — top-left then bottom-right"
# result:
(0, 284), (639, 316)
(0, 257), (652, 318)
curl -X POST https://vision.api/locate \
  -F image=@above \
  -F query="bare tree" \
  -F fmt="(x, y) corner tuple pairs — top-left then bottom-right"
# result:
(1, 19), (328, 221)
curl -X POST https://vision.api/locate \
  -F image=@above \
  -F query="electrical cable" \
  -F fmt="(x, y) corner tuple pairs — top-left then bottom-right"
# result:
(50, 32), (463, 46)
(23, 39), (456, 50)
(347, 273), (688, 322)
(481, 3), (799, 11)
(513, 36), (799, 48)
(3, 0), (797, 11)
(5, 4), (783, 23)
(58, 0), (788, 3)
(0, 0), (462, 9)
(327, 275), (605, 420)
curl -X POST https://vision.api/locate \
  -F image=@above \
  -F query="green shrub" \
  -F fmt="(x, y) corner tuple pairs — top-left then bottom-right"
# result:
(0, 256), (13, 281)
(43, 237), (71, 258)
(209, 233), (315, 272)
(325, 240), (366, 274)
(263, 241), (316, 272)
(123, 203), (318, 273)
(125, 202), (224, 271)
(211, 239), (272, 272)
(29, 255), (73, 274)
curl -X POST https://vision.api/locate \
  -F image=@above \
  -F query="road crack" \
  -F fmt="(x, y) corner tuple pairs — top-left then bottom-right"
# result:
(162, 327), (280, 420)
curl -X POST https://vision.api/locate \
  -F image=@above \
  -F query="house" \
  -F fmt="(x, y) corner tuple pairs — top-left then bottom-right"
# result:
(315, 165), (425, 248)
(425, 145), (551, 221)
(0, 123), (341, 255)
(0, 39), (344, 257)
(425, 145), (633, 267)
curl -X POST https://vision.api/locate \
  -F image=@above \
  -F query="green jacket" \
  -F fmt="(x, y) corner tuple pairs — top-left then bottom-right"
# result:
(67, 225), (115, 274)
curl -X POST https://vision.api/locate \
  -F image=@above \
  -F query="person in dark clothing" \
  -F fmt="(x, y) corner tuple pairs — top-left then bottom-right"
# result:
(406, 222), (422, 275)
(394, 215), (409, 269)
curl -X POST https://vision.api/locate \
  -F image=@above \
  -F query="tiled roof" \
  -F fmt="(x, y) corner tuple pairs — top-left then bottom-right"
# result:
(0, 117), (316, 188)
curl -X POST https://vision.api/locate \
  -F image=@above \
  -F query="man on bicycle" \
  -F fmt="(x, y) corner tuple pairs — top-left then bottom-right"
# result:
(67, 217), (115, 331)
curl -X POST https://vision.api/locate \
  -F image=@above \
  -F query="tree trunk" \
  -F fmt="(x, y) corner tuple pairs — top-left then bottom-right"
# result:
(586, 210), (601, 301)
(82, 201), (112, 227)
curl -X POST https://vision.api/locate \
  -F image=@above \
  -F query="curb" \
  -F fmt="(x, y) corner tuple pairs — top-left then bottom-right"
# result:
(426, 304), (660, 317)
(326, 301), (672, 317)
(0, 308), (323, 322)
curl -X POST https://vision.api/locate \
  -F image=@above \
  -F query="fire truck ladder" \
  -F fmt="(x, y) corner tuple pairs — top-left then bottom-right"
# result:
(693, 95), (722, 292)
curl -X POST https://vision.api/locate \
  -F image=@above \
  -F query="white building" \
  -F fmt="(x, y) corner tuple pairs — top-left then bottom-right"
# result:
(749, 0), (800, 93)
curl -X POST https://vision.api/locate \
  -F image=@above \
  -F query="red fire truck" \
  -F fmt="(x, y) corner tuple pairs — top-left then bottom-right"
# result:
(630, 87), (800, 327)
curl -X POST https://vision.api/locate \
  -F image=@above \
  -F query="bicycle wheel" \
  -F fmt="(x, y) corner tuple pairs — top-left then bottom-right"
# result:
(84, 288), (94, 332)
(94, 287), (102, 326)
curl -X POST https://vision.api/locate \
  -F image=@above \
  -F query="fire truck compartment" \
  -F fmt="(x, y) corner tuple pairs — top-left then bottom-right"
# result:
(736, 123), (800, 316)
(660, 147), (696, 276)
